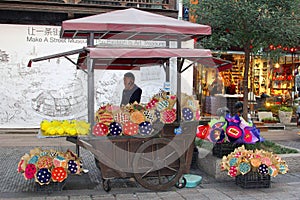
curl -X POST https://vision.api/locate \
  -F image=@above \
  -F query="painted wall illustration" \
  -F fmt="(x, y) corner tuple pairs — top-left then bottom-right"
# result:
(0, 24), (186, 128)
(0, 24), (89, 128)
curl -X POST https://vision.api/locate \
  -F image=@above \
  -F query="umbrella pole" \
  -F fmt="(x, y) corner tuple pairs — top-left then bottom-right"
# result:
(87, 57), (94, 127)
(176, 39), (182, 123)
(166, 39), (170, 87)
(87, 33), (95, 127)
(75, 33), (94, 156)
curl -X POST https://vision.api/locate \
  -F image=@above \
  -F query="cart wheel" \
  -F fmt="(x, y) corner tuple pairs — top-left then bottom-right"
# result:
(133, 138), (184, 191)
(94, 157), (101, 169)
(102, 179), (111, 192)
(175, 177), (187, 189)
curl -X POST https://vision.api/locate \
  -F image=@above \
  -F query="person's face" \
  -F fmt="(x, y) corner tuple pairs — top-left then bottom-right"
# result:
(123, 77), (133, 89)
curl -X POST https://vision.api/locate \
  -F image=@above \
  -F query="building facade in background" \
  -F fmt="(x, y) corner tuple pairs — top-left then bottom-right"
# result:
(0, 0), (178, 25)
(185, 0), (300, 115)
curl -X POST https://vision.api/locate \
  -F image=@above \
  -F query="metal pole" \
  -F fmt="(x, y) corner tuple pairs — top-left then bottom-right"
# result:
(166, 39), (170, 87)
(177, 39), (182, 122)
(292, 53), (295, 106)
(76, 33), (95, 156)
(87, 33), (95, 127)
(87, 57), (94, 126)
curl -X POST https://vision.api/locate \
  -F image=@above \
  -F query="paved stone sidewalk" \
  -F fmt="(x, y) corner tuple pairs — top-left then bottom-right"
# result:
(1, 128), (300, 200)
(1, 144), (300, 200)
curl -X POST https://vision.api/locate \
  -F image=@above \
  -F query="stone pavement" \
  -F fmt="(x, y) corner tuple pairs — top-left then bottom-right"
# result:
(0, 127), (300, 200)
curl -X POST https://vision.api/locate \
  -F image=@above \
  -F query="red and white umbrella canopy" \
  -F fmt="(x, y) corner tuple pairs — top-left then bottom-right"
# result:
(61, 8), (211, 41)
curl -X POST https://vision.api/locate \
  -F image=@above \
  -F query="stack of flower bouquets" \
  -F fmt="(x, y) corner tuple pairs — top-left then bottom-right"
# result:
(18, 147), (82, 185)
(93, 91), (201, 137)
(220, 145), (288, 177)
(196, 114), (264, 144)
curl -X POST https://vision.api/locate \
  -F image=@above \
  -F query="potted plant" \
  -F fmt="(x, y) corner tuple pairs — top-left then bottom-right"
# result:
(278, 106), (293, 125)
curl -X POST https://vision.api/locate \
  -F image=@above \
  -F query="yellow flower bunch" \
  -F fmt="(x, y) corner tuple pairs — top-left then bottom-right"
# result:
(40, 120), (90, 136)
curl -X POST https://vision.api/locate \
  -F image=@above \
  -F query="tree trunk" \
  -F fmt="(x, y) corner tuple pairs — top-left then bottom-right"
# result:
(242, 47), (251, 121)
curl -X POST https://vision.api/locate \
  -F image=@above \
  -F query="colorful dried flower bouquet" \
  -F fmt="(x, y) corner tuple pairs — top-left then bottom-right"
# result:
(18, 147), (82, 185)
(221, 146), (288, 177)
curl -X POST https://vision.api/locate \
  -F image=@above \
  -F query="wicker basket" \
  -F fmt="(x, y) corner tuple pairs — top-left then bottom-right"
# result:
(235, 171), (271, 188)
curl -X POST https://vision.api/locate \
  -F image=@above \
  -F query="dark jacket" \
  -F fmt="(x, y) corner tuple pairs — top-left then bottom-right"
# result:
(120, 84), (142, 105)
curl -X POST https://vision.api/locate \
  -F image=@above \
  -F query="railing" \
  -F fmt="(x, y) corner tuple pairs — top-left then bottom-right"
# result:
(44, 0), (176, 10)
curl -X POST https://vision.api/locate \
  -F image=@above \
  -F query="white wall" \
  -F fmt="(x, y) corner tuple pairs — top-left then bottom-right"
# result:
(181, 39), (195, 95)
(1, 24), (187, 128)
(0, 24), (195, 128)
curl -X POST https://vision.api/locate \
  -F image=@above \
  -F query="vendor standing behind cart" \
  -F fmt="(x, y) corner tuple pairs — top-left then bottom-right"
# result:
(120, 72), (142, 106)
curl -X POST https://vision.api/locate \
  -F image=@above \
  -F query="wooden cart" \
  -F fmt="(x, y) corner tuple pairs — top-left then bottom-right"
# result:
(29, 8), (231, 192)
(68, 121), (197, 191)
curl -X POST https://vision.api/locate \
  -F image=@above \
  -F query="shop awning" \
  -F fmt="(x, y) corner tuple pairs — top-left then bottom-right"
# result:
(28, 47), (232, 71)
(27, 47), (231, 126)
(60, 8), (211, 41)
(196, 57), (233, 71)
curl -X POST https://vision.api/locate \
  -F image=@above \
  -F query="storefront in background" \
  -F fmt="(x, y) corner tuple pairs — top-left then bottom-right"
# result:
(194, 52), (300, 116)
(193, 53), (243, 115)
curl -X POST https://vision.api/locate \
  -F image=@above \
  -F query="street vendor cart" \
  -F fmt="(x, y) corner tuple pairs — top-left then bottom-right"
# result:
(28, 8), (231, 191)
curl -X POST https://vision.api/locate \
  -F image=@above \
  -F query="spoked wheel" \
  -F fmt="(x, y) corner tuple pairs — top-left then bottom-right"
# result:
(175, 176), (187, 189)
(96, 158), (111, 192)
(133, 138), (184, 191)
(102, 179), (111, 192)
(94, 157), (101, 169)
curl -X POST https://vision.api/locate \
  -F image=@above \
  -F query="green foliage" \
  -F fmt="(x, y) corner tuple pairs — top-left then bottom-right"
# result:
(279, 106), (293, 112)
(194, 138), (204, 147)
(194, 138), (213, 149)
(261, 117), (279, 123)
(187, 0), (300, 52)
(245, 140), (298, 154)
(257, 107), (269, 112)
(269, 104), (281, 113)
(195, 139), (298, 154)
(269, 105), (293, 112)
(263, 104), (294, 116)
(186, 0), (300, 120)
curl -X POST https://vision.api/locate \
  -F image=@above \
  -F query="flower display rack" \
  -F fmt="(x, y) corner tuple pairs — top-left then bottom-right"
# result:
(212, 142), (242, 158)
(235, 171), (271, 188)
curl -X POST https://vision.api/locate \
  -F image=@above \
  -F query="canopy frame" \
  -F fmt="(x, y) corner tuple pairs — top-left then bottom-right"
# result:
(28, 47), (232, 127)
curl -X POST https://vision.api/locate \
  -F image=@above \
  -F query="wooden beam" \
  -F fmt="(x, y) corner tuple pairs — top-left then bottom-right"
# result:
(0, 0), (178, 18)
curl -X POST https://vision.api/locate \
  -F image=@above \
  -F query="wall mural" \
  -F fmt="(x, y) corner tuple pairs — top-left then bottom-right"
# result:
(0, 24), (175, 128)
(31, 77), (87, 117)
